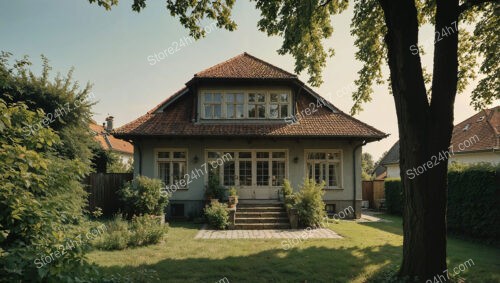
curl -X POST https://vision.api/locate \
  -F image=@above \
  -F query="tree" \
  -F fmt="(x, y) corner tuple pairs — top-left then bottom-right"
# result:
(362, 152), (375, 180)
(89, 0), (498, 279)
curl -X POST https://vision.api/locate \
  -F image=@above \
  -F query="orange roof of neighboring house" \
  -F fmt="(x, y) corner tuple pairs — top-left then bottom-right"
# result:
(114, 53), (387, 140)
(451, 106), (499, 153)
(90, 122), (133, 155)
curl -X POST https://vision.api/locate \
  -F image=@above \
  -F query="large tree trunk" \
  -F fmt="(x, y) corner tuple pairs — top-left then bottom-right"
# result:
(378, 0), (459, 280)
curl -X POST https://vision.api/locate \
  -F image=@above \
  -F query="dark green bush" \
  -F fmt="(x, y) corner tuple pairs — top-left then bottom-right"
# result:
(385, 178), (404, 214)
(384, 164), (499, 240)
(204, 202), (229, 229)
(282, 179), (298, 210)
(119, 176), (169, 218)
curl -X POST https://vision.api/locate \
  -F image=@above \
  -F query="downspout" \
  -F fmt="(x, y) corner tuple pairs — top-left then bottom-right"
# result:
(353, 140), (367, 218)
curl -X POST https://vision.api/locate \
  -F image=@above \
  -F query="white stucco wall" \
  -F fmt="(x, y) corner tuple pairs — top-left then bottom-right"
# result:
(385, 164), (400, 179)
(450, 151), (500, 165)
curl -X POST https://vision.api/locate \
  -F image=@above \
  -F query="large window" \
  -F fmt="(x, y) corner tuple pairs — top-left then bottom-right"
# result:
(206, 150), (287, 187)
(201, 90), (291, 119)
(305, 150), (342, 189)
(156, 149), (188, 187)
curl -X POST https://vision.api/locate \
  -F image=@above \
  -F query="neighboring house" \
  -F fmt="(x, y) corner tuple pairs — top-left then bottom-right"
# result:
(380, 106), (500, 179)
(114, 53), (387, 219)
(90, 116), (134, 167)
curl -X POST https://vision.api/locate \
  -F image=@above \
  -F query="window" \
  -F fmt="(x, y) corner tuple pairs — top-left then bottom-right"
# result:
(156, 149), (187, 187)
(248, 93), (266, 118)
(226, 93), (244, 118)
(325, 204), (336, 215)
(206, 150), (287, 187)
(305, 150), (342, 188)
(269, 93), (289, 118)
(201, 90), (291, 119)
(203, 93), (222, 119)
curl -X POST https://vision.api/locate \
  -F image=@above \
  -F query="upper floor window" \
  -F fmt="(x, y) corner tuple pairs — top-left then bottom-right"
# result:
(201, 90), (291, 119)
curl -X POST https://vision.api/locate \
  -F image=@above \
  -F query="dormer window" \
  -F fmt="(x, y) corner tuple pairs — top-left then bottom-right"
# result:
(200, 89), (291, 120)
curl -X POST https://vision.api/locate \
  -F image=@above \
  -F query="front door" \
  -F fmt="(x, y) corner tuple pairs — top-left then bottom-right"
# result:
(206, 149), (287, 200)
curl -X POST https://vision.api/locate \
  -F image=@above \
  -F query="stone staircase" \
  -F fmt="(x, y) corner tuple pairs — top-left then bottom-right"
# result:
(235, 203), (290, 230)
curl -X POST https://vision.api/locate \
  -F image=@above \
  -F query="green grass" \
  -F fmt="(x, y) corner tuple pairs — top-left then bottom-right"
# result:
(88, 214), (500, 282)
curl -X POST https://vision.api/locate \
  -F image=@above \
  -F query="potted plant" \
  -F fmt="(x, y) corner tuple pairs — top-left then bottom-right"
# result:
(228, 187), (238, 208)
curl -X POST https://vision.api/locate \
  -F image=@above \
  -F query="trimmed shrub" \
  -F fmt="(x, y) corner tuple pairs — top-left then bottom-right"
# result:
(385, 178), (404, 214)
(295, 179), (327, 227)
(92, 215), (130, 250)
(384, 164), (499, 240)
(119, 176), (169, 218)
(204, 202), (229, 229)
(447, 163), (499, 240)
(282, 179), (298, 210)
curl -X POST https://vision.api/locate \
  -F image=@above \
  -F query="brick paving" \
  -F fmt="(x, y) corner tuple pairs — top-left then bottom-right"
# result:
(194, 225), (342, 239)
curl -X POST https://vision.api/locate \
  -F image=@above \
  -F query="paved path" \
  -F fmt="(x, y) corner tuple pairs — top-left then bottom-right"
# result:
(195, 226), (342, 239)
(357, 211), (391, 223)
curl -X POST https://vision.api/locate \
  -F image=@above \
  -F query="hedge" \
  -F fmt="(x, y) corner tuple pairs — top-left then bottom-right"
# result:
(384, 164), (499, 240)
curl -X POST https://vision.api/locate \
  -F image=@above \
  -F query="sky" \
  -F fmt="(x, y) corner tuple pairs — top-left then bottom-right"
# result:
(0, 0), (488, 161)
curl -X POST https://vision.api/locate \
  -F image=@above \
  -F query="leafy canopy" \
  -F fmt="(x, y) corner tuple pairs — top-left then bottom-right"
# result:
(89, 0), (499, 114)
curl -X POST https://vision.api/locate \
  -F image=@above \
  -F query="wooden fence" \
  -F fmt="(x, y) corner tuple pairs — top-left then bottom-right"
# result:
(84, 173), (133, 216)
(362, 180), (385, 209)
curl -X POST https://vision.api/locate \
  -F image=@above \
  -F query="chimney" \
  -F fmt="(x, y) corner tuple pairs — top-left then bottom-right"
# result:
(105, 116), (114, 132)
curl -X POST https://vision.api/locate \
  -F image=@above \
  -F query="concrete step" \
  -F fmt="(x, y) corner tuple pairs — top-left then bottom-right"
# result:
(237, 207), (285, 212)
(238, 203), (284, 208)
(236, 217), (290, 224)
(236, 211), (288, 218)
(234, 223), (291, 230)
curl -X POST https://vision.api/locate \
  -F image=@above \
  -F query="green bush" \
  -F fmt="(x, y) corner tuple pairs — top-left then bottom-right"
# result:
(206, 173), (226, 201)
(119, 176), (169, 218)
(93, 215), (168, 250)
(384, 164), (499, 240)
(129, 215), (167, 246)
(282, 179), (298, 210)
(204, 202), (229, 229)
(384, 178), (404, 214)
(295, 179), (327, 227)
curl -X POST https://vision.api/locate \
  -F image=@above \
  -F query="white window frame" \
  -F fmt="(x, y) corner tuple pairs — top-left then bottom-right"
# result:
(199, 89), (291, 120)
(205, 149), (288, 187)
(304, 149), (343, 189)
(154, 148), (189, 189)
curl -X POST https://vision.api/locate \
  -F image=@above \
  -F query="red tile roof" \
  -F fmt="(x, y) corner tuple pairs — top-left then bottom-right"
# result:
(194, 52), (297, 80)
(451, 106), (499, 153)
(90, 122), (134, 154)
(114, 53), (387, 140)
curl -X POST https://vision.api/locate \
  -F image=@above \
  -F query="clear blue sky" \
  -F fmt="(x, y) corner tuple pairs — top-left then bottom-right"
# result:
(0, 0), (482, 160)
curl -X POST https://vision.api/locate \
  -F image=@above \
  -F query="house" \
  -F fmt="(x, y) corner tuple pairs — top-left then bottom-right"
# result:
(90, 116), (134, 169)
(114, 53), (387, 219)
(380, 106), (500, 179)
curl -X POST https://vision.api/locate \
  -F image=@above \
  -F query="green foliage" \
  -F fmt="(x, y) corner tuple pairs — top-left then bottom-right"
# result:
(0, 52), (97, 167)
(206, 173), (225, 201)
(0, 99), (92, 281)
(362, 153), (375, 180)
(294, 179), (327, 228)
(384, 164), (499, 240)
(384, 178), (404, 215)
(228, 186), (238, 196)
(93, 215), (168, 250)
(282, 179), (298, 210)
(106, 151), (133, 173)
(119, 176), (169, 218)
(204, 202), (229, 230)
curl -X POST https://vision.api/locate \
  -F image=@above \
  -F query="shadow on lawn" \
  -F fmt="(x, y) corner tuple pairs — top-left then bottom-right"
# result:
(95, 243), (400, 282)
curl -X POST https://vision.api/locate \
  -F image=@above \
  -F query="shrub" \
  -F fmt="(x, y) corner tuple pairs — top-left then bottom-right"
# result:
(206, 173), (226, 201)
(228, 186), (238, 196)
(295, 179), (327, 227)
(93, 215), (168, 250)
(204, 202), (229, 229)
(119, 176), (169, 218)
(384, 163), (500, 241)
(282, 179), (298, 210)
(129, 215), (168, 246)
(384, 178), (404, 214)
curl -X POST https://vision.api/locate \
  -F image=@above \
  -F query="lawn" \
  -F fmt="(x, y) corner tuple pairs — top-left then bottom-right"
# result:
(88, 214), (500, 282)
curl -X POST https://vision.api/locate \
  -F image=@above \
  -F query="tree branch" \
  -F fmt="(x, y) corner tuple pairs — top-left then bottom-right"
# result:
(458, 0), (495, 14)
